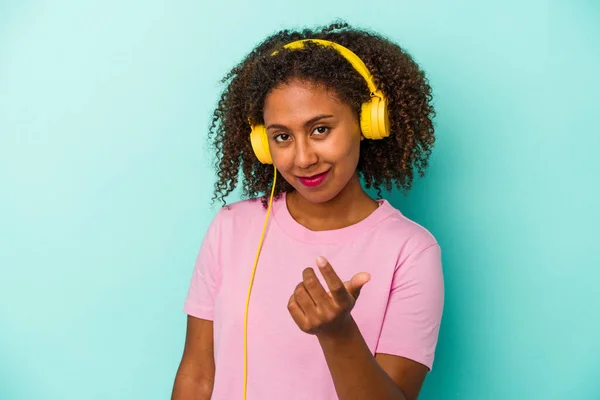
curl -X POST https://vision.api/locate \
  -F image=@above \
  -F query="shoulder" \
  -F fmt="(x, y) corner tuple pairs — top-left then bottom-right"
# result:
(220, 196), (269, 218)
(372, 201), (443, 295)
(209, 196), (272, 233)
(375, 200), (439, 259)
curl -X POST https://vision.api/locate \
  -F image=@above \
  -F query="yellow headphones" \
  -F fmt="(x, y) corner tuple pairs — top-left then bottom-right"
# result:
(249, 39), (391, 164)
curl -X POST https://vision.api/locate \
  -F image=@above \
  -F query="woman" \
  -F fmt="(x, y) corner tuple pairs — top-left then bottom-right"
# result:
(172, 22), (444, 400)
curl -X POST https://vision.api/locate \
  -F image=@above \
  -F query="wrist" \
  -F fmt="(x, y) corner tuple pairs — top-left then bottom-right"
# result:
(316, 315), (359, 345)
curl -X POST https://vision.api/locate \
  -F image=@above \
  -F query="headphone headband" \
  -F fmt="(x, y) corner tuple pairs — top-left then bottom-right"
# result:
(273, 39), (379, 95)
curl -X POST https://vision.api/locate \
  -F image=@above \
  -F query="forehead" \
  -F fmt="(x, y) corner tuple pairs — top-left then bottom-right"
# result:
(263, 80), (350, 123)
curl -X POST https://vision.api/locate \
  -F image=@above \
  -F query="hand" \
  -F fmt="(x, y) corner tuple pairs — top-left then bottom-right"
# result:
(287, 256), (371, 337)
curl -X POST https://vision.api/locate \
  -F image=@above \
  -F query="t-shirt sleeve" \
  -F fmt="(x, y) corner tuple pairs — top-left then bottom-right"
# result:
(183, 210), (223, 321)
(375, 243), (444, 370)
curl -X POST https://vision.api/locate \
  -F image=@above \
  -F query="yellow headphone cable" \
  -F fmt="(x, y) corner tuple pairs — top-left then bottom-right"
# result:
(243, 165), (277, 400)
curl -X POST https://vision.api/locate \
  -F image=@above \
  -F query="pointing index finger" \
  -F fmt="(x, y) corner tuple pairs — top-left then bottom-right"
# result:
(316, 256), (348, 303)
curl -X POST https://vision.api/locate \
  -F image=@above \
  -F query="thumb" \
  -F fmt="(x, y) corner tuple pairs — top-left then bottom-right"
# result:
(344, 272), (371, 299)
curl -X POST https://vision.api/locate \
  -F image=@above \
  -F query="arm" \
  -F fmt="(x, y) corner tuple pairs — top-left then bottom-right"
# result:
(317, 318), (428, 400)
(288, 254), (439, 400)
(171, 316), (215, 400)
(174, 209), (225, 398)
(319, 243), (443, 399)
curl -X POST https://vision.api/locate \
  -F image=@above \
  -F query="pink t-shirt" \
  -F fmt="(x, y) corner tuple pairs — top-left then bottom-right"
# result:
(184, 192), (444, 399)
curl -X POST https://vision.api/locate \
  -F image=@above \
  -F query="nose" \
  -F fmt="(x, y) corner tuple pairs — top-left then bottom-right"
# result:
(294, 138), (318, 169)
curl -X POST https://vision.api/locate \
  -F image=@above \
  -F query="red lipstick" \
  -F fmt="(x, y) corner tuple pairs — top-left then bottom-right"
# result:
(297, 170), (330, 188)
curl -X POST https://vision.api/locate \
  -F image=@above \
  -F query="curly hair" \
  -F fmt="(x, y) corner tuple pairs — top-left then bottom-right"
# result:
(208, 21), (436, 207)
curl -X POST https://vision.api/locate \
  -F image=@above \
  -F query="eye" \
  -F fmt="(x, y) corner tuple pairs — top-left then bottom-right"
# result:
(312, 126), (329, 135)
(274, 133), (291, 143)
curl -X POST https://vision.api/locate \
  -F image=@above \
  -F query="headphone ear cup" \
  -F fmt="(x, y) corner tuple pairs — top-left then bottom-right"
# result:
(250, 124), (273, 164)
(360, 101), (375, 140)
(373, 96), (390, 139)
(360, 96), (391, 140)
(360, 96), (390, 140)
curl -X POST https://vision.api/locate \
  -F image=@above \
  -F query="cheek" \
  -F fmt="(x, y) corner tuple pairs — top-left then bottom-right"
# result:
(327, 134), (361, 165)
(271, 146), (294, 172)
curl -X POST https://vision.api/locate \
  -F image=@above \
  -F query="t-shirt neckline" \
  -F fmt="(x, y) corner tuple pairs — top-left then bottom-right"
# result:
(271, 191), (396, 244)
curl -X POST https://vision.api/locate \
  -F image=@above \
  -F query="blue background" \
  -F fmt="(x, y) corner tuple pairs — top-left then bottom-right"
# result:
(1, 1), (599, 398)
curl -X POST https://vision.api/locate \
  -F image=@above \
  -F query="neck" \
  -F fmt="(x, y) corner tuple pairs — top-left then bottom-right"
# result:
(286, 174), (379, 231)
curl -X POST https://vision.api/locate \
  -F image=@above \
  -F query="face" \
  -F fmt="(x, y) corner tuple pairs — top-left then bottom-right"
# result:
(262, 79), (363, 204)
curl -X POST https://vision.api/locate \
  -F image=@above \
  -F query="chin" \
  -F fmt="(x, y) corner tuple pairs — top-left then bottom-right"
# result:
(293, 186), (341, 204)
(299, 192), (333, 204)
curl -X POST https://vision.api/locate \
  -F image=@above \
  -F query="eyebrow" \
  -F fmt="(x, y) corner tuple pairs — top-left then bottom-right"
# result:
(266, 114), (335, 131)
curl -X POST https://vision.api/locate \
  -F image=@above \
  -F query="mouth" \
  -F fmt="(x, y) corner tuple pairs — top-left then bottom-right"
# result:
(296, 170), (330, 188)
